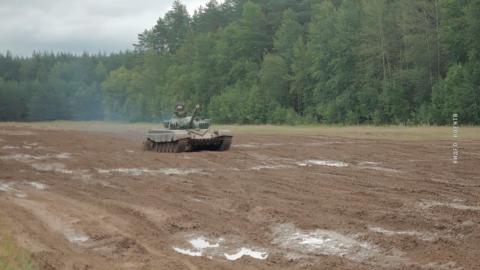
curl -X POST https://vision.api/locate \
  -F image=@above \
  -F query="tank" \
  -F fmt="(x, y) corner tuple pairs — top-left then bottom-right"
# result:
(144, 104), (232, 153)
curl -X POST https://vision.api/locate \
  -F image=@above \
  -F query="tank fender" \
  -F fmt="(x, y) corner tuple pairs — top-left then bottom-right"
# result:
(147, 130), (190, 142)
(215, 130), (232, 137)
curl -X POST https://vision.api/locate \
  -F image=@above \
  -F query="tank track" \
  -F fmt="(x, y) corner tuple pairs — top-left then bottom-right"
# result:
(144, 139), (190, 153)
(144, 136), (232, 153)
(217, 136), (232, 151)
(190, 136), (232, 151)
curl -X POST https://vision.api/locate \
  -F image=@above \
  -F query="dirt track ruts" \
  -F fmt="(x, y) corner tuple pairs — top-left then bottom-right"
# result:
(0, 126), (479, 270)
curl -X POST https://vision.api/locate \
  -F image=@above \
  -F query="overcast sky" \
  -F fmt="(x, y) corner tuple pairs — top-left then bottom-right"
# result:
(0, 0), (218, 56)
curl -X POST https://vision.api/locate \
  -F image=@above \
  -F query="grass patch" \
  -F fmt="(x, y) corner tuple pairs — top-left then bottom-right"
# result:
(0, 233), (37, 270)
(1, 121), (479, 140)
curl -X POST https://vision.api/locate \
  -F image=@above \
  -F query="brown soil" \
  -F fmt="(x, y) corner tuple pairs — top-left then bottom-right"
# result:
(0, 125), (479, 270)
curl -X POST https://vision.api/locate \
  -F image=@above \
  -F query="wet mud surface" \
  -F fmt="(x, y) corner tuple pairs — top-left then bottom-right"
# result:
(0, 126), (479, 269)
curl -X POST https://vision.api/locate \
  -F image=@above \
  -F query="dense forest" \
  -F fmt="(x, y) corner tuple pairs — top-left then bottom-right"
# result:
(0, 0), (479, 124)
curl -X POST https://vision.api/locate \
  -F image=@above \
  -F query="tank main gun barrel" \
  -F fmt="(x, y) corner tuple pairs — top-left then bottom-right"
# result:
(188, 104), (201, 129)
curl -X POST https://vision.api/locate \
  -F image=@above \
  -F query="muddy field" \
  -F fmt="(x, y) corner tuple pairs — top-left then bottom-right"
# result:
(0, 124), (479, 270)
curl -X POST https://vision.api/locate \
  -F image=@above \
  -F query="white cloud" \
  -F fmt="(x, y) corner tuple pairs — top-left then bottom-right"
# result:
(0, 0), (219, 56)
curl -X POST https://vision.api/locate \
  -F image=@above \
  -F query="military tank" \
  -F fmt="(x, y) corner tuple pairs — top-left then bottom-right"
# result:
(144, 104), (232, 153)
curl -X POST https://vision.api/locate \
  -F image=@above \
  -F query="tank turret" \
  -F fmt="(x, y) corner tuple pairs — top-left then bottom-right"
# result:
(165, 104), (210, 130)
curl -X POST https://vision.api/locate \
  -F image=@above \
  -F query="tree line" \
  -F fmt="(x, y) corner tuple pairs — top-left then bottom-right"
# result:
(1, 0), (479, 125)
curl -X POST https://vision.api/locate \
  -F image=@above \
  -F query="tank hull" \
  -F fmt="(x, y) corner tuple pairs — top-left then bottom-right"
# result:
(144, 128), (232, 153)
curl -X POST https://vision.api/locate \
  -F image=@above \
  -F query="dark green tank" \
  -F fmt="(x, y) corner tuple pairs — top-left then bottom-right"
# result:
(144, 104), (232, 153)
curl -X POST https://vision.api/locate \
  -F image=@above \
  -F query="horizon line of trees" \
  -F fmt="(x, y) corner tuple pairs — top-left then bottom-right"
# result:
(1, 0), (479, 125)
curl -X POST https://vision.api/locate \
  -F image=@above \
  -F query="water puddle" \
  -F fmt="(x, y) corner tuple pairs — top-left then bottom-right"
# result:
(251, 164), (292, 171)
(0, 181), (48, 197)
(161, 168), (204, 175)
(0, 181), (14, 192)
(1, 154), (47, 161)
(0, 153), (71, 162)
(28, 181), (47, 190)
(224, 248), (268, 261)
(361, 166), (399, 173)
(272, 224), (376, 262)
(173, 247), (203, 257)
(2, 145), (20, 149)
(190, 237), (220, 249)
(67, 233), (90, 243)
(31, 163), (91, 181)
(173, 236), (222, 257)
(173, 235), (268, 261)
(1, 142), (42, 150)
(357, 161), (399, 173)
(32, 163), (73, 174)
(0, 181), (27, 198)
(358, 161), (380, 166)
(13, 198), (89, 244)
(417, 200), (480, 211)
(369, 226), (436, 241)
(96, 168), (203, 176)
(298, 160), (349, 168)
(55, 153), (71, 159)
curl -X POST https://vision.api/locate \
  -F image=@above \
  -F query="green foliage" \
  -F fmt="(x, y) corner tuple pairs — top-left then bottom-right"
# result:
(270, 106), (302, 125)
(0, 233), (38, 270)
(101, 67), (151, 121)
(431, 64), (480, 124)
(274, 9), (302, 63)
(1, 0), (479, 125)
(27, 83), (70, 121)
(290, 37), (312, 115)
(135, 1), (191, 53)
(0, 78), (28, 121)
(259, 54), (289, 106)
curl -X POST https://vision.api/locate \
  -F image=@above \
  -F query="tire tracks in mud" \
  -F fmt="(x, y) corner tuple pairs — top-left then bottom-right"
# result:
(1, 126), (479, 269)
(2, 182), (204, 269)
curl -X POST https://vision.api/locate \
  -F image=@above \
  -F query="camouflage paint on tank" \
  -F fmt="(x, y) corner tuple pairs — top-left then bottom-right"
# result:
(144, 104), (232, 152)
